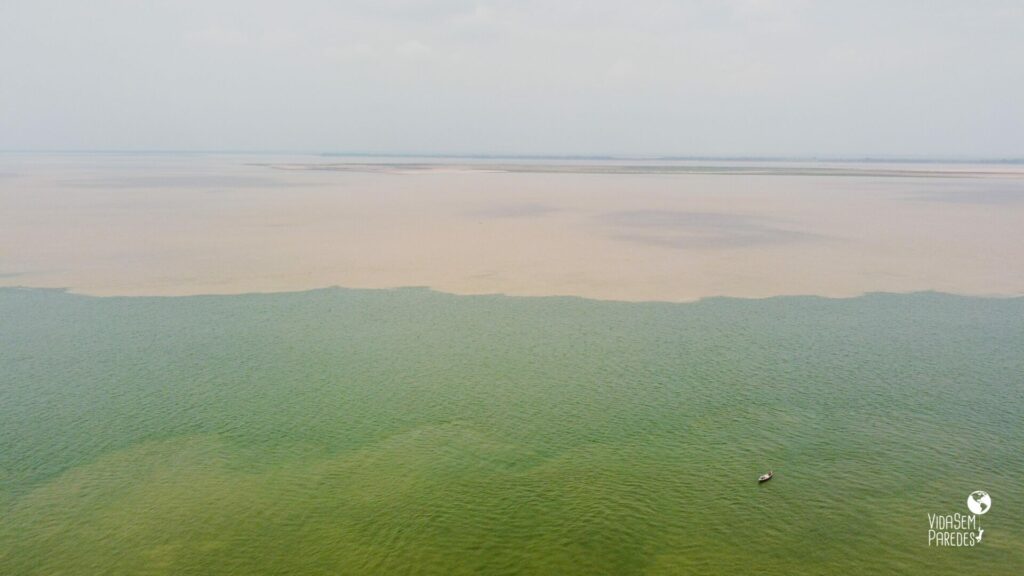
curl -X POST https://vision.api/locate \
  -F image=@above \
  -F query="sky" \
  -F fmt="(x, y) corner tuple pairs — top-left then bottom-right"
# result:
(1, 0), (1022, 157)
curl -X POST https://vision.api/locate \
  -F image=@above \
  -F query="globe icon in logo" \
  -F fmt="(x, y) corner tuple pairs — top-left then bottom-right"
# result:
(967, 491), (991, 515)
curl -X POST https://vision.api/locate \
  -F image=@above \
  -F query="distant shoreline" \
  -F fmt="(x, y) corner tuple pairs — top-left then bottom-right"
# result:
(251, 161), (1024, 179)
(2, 149), (1024, 165)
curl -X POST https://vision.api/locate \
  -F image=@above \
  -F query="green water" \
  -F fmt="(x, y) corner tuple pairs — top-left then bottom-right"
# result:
(1, 287), (1021, 574)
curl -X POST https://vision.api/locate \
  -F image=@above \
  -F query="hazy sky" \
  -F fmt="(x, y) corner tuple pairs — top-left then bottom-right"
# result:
(2, 1), (1022, 157)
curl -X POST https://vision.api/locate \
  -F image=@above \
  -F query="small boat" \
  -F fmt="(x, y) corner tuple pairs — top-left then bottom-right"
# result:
(758, 471), (774, 483)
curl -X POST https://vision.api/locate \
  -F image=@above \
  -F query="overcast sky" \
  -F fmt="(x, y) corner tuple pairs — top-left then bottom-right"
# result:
(2, 1), (1022, 157)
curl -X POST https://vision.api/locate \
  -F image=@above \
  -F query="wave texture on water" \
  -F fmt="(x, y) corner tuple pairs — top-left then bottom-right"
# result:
(0, 287), (1021, 574)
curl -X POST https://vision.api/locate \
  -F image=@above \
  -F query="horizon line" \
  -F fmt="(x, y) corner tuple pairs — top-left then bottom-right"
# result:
(2, 149), (1024, 164)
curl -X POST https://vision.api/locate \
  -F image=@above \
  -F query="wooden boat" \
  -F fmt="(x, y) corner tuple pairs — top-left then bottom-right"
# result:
(758, 471), (774, 483)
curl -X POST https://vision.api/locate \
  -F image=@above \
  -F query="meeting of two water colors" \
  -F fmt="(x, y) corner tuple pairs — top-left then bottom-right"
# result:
(1, 287), (1021, 574)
